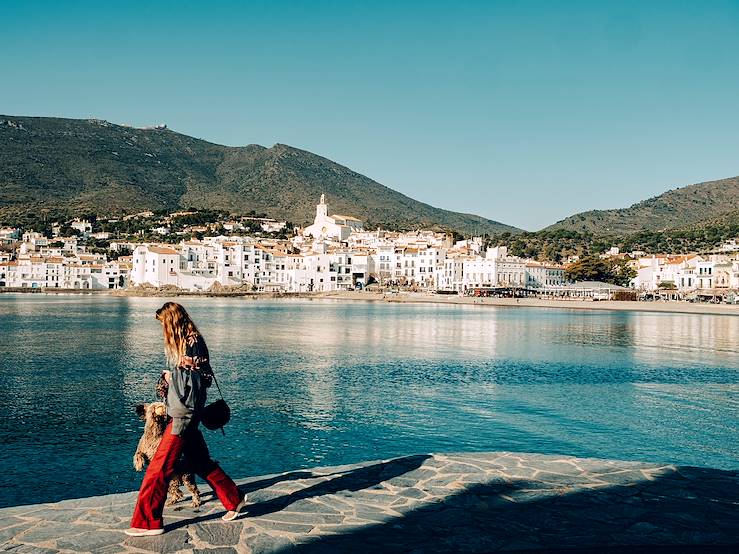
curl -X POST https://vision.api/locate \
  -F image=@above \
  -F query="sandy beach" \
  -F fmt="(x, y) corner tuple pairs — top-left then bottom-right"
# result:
(321, 290), (739, 316)
(3, 287), (738, 316)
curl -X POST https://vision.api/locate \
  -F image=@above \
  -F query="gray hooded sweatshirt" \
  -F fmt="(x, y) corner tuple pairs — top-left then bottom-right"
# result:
(166, 334), (213, 436)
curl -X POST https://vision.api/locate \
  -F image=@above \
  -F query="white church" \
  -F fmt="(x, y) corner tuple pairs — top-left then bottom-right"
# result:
(303, 194), (364, 241)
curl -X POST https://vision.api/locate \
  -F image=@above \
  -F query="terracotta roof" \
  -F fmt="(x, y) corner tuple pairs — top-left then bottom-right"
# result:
(148, 246), (178, 255)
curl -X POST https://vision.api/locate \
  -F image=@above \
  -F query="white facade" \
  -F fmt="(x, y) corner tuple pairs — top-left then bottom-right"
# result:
(526, 263), (566, 288)
(0, 256), (128, 290)
(131, 245), (180, 287)
(71, 219), (92, 235)
(629, 254), (739, 295)
(303, 194), (363, 241)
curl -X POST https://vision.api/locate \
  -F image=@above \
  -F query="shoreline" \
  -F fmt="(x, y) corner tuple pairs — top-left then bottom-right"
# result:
(322, 291), (739, 316)
(2, 287), (738, 316)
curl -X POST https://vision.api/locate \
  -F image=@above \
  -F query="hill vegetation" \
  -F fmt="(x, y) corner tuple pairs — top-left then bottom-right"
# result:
(0, 115), (520, 235)
(545, 177), (739, 235)
(488, 218), (739, 262)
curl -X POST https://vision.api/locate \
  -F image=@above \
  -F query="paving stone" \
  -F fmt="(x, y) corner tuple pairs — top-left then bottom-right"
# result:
(0, 507), (40, 518)
(89, 546), (126, 554)
(192, 521), (241, 546)
(0, 544), (58, 554)
(0, 522), (37, 544)
(284, 499), (339, 514)
(392, 468), (438, 481)
(397, 488), (428, 499)
(383, 476), (418, 488)
(351, 510), (397, 524)
(56, 530), (123, 552)
(122, 528), (190, 553)
(74, 510), (128, 528)
(421, 474), (466, 488)
(341, 491), (399, 507)
(259, 512), (344, 526)
(16, 521), (82, 543)
(242, 532), (294, 554)
(54, 493), (136, 510)
(0, 517), (25, 530)
(250, 519), (315, 534)
(16, 508), (83, 524)
(438, 462), (488, 474)
(308, 496), (354, 513)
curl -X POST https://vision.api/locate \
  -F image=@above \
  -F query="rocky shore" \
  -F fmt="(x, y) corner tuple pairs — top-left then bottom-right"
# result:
(1, 451), (737, 553)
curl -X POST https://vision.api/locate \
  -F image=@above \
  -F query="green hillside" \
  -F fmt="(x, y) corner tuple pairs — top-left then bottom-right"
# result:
(0, 115), (520, 235)
(545, 176), (739, 235)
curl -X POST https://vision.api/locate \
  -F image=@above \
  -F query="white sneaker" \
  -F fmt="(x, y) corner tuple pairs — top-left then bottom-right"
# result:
(124, 527), (165, 537)
(222, 496), (247, 521)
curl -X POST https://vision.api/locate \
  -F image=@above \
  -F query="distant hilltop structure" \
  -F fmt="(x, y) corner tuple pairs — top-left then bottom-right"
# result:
(113, 120), (168, 131)
(303, 194), (364, 241)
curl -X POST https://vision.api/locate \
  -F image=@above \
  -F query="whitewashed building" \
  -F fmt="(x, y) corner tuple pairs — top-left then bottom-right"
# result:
(131, 245), (180, 287)
(526, 262), (566, 288)
(303, 194), (363, 241)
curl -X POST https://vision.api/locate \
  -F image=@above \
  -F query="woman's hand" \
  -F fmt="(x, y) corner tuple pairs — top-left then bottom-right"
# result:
(162, 370), (171, 383)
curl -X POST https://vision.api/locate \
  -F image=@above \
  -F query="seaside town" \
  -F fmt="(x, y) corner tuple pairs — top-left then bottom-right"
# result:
(1, 195), (738, 303)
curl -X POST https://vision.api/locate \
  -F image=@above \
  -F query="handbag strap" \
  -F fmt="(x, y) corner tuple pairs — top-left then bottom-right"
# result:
(209, 371), (227, 436)
(210, 371), (225, 402)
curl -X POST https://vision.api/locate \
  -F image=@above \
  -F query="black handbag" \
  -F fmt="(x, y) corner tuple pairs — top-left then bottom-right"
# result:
(200, 373), (230, 433)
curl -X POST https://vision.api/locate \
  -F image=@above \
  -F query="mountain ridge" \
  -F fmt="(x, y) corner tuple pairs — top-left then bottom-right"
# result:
(0, 115), (520, 235)
(544, 176), (739, 235)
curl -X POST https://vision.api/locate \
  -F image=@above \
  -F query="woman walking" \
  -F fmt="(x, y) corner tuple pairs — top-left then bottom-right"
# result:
(126, 302), (246, 537)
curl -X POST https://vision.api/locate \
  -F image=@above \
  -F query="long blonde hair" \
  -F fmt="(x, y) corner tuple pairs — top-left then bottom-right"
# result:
(155, 302), (201, 367)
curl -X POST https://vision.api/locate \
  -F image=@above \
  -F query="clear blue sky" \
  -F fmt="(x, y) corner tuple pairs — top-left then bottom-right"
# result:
(2, 0), (738, 230)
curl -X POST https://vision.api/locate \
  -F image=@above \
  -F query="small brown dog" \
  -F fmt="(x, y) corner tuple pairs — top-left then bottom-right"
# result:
(133, 402), (202, 508)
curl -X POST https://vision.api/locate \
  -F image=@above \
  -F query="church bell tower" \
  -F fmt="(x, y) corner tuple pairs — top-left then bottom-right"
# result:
(316, 194), (328, 219)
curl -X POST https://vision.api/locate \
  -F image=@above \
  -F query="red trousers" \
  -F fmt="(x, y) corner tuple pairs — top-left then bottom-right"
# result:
(130, 420), (241, 529)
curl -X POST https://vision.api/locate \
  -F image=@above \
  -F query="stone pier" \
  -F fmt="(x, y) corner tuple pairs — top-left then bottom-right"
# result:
(0, 452), (737, 553)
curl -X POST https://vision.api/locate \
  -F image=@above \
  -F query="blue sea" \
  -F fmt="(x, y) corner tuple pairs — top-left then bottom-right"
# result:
(0, 295), (737, 508)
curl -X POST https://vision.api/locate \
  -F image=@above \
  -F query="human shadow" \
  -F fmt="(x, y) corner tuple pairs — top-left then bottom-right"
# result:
(276, 464), (739, 553)
(162, 454), (430, 532)
(238, 470), (316, 495)
(246, 454), (431, 517)
(170, 470), (316, 511)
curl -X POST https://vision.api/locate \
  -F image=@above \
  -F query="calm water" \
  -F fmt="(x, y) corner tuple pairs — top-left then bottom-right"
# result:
(0, 295), (737, 508)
